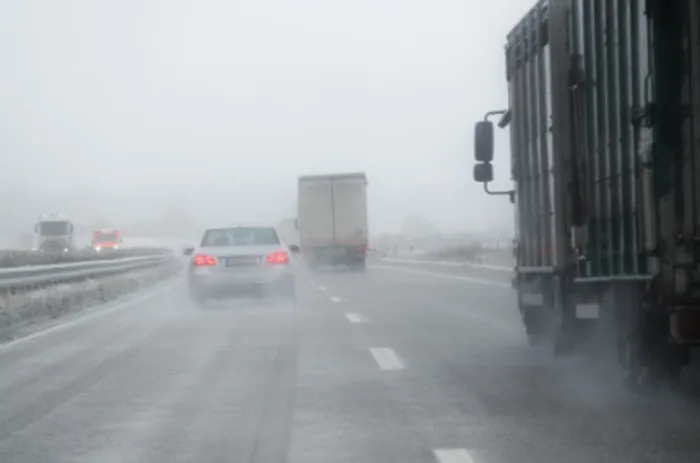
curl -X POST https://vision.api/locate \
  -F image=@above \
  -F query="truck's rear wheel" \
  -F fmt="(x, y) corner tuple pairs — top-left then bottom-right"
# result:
(351, 260), (366, 272)
(616, 285), (685, 394)
(522, 306), (550, 347)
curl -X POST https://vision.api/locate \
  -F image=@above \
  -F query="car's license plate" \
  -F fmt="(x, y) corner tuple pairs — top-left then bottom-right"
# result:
(227, 256), (258, 266)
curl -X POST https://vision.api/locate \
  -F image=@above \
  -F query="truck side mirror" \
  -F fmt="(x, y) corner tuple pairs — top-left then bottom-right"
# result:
(473, 163), (494, 183)
(474, 120), (494, 162)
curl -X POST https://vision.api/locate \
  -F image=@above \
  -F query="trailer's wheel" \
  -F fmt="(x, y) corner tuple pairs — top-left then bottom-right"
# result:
(522, 306), (550, 347)
(620, 318), (682, 394)
(553, 330), (576, 356)
(549, 276), (580, 356)
(622, 341), (671, 395)
(351, 260), (366, 272)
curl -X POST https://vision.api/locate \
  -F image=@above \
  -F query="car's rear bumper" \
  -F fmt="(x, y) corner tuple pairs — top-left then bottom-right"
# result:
(188, 269), (293, 296)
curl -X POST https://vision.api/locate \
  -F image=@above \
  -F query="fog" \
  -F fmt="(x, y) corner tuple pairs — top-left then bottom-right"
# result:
(0, 0), (535, 236)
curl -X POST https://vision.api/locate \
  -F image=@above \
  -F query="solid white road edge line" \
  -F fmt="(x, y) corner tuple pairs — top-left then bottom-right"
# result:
(330, 296), (342, 303)
(0, 276), (185, 352)
(433, 449), (476, 463)
(383, 257), (511, 272)
(372, 264), (511, 288)
(345, 313), (368, 324)
(369, 347), (405, 370)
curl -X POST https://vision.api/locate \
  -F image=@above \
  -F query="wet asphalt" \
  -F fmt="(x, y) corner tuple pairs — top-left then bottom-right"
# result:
(0, 261), (699, 463)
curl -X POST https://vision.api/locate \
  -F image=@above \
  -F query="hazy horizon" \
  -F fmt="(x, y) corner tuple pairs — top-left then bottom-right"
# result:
(1, 0), (535, 237)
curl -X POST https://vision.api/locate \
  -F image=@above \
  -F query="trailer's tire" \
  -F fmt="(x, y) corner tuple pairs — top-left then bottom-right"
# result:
(522, 306), (551, 348)
(553, 332), (576, 356)
(351, 260), (366, 272)
(620, 331), (683, 395)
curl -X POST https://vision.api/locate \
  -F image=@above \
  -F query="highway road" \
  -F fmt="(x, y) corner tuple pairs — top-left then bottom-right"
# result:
(0, 262), (699, 462)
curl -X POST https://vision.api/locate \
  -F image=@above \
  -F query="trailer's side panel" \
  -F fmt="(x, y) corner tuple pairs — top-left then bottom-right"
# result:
(507, 0), (560, 271)
(565, 0), (653, 280)
(676, 0), (700, 264)
(690, 0), (700, 240)
(649, 0), (700, 291)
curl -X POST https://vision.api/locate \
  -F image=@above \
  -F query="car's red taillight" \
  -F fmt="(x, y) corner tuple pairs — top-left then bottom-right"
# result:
(266, 251), (289, 264)
(192, 253), (216, 266)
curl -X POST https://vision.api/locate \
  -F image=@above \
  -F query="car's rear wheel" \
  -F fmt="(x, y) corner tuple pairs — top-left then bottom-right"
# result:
(189, 288), (207, 308)
(283, 280), (297, 305)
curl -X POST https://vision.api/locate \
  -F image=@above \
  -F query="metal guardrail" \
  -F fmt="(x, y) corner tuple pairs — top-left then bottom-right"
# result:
(0, 254), (174, 289)
(0, 247), (171, 268)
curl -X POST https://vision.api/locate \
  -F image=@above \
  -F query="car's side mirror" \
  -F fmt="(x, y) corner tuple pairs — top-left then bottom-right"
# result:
(474, 120), (494, 162)
(289, 244), (300, 253)
(473, 163), (494, 183)
(183, 246), (195, 256)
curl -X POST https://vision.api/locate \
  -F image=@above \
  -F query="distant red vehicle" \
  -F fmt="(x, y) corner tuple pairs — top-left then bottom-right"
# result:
(92, 229), (121, 251)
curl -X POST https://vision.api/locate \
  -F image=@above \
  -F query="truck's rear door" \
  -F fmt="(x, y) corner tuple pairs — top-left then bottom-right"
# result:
(298, 179), (334, 246)
(332, 178), (368, 246)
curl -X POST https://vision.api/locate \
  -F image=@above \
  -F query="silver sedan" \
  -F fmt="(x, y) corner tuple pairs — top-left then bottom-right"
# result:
(183, 226), (297, 307)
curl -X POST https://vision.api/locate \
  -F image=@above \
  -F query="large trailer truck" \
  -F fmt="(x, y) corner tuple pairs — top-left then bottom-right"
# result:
(473, 0), (700, 391)
(297, 172), (369, 271)
(35, 213), (75, 254)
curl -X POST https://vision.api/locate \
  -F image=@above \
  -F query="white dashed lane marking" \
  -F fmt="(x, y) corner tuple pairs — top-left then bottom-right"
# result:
(317, 285), (327, 291)
(330, 296), (342, 303)
(433, 449), (476, 463)
(345, 313), (368, 324)
(369, 347), (405, 371)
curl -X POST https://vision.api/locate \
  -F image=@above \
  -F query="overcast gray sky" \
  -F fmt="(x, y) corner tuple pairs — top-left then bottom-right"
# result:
(0, 0), (535, 234)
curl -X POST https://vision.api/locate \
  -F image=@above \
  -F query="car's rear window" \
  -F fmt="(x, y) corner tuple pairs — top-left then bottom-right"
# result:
(201, 227), (280, 247)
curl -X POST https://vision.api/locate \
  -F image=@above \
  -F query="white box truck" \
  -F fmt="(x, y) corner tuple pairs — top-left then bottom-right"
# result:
(35, 213), (75, 253)
(297, 172), (368, 270)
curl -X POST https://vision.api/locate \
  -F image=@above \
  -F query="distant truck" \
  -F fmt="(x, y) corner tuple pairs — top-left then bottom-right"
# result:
(35, 213), (75, 253)
(92, 229), (121, 252)
(297, 172), (369, 270)
(276, 218), (300, 252)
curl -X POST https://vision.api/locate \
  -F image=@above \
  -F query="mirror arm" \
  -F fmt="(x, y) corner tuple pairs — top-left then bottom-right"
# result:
(483, 181), (515, 204)
(483, 109), (508, 122)
(480, 108), (513, 203)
